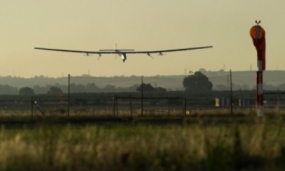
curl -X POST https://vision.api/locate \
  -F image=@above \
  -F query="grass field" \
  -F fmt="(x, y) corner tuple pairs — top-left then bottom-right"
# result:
(0, 109), (285, 171)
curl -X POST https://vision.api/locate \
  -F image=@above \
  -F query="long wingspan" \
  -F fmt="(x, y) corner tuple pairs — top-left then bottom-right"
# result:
(35, 46), (212, 54)
(34, 45), (213, 62)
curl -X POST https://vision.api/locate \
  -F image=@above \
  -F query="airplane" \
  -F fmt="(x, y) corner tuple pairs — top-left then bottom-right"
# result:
(34, 45), (213, 62)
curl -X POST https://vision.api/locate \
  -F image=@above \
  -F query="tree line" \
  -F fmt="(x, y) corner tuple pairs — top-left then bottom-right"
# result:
(3, 71), (214, 95)
(18, 83), (169, 95)
(6, 71), (285, 95)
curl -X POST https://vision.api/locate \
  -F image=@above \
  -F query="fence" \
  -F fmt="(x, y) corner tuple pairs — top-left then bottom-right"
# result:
(113, 96), (187, 117)
(1, 71), (285, 118)
(1, 93), (285, 118)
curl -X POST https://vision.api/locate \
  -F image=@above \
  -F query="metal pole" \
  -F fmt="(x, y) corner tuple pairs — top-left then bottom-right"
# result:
(116, 96), (119, 116)
(113, 95), (116, 116)
(256, 71), (264, 121)
(130, 94), (132, 117)
(230, 70), (233, 115)
(68, 74), (70, 117)
(183, 98), (186, 116)
(31, 96), (34, 120)
(113, 96), (115, 116)
(113, 95), (118, 116)
(141, 76), (143, 117)
(168, 98), (170, 116)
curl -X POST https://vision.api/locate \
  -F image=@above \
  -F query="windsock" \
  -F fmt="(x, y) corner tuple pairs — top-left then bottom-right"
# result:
(250, 23), (266, 71)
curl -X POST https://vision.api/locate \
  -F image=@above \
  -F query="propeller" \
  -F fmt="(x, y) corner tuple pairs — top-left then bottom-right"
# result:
(85, 53), (92, 56)
(158, 52), (166, 56)
(147, 53), (153, 59)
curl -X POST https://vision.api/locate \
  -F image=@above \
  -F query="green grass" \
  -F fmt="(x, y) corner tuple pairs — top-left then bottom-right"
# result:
(0, 109), (284, 170)
(0, 117), (285, 171)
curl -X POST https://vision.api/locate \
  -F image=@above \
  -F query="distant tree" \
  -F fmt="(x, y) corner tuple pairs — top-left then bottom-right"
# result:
(0, 85), (18, 95)
(156, 87), (167, 92)
(86, 83), (100, 92)
(136, 83), (166, 92)
(103, 84), (116, 92)
(137, 83), (153, 92)
(19, 87), (34, 96)
(47, 86), (62, 95)
(128, 84), (140, 92)
(198, 68), (207, 74)
(183, 71), (213, 92)
(70, 83), (85, 93)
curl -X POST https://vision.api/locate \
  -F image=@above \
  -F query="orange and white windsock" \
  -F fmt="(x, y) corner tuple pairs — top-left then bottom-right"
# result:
(250, 21), (266, 118)
(250, 21), (266, 71)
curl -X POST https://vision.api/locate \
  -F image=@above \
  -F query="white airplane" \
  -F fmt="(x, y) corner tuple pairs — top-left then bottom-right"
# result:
(34, 45), (213, 62)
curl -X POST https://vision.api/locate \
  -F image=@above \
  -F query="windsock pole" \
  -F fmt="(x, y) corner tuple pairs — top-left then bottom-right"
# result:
(256, 71), (263, 119)
(250, 20), (266, 123)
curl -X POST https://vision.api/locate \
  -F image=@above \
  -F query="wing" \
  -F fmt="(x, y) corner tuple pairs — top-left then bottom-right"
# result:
(124, 46), (213, 55)
(34, 47), (118, 55)
(34, 46), (213, 55)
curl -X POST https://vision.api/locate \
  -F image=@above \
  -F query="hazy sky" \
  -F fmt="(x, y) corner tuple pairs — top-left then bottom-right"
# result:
(1, 0), (284, 78)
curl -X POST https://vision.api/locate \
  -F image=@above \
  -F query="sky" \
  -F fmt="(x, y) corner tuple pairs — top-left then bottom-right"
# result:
(0, 0), (284, 78)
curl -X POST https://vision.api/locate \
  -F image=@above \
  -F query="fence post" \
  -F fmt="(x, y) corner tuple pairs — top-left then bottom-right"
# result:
(141, 76), (143, 117)
(113, 95), (117, 116)
(230, 70), (233, 115)
(168, 98), (170, 116)
(130, 94), (132, 117)
(31, 96), (34, 121)
(68, 74), (70, 117)
(116, 96), (118, 116)
(184, 98), (186, 116)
